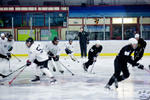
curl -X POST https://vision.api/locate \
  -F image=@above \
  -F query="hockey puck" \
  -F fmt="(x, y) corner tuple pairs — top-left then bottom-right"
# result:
(72, 74), (75, 76)
(149, 65), (150, 70)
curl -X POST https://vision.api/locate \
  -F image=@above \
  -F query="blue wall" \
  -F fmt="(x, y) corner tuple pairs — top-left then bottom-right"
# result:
(69, 5), (150, 17)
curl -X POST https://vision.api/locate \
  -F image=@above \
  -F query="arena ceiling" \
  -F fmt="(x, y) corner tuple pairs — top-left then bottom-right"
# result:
(0, 0), (150, 6)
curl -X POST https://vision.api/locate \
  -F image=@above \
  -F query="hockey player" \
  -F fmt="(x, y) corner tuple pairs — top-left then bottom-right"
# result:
(45, 37), (64, 74)
(0, 33), (12, 60)
(83, 40), (103, 72)
(25, 37), (56, 83)
(105, 38), (144, 89)
(65, 39), (78, 62)
(134, 34), (147, 63)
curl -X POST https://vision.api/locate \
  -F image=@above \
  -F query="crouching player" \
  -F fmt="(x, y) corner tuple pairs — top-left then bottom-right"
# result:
(65, 39), (79, 62)
(105, 38), (144, 89)
(45, 37), (64, 74)
(83, 40), (103, 72)
(25, 37), (56, 84)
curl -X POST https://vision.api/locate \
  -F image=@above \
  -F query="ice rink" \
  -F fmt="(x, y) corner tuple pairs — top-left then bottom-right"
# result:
(0, 56), (150, 100)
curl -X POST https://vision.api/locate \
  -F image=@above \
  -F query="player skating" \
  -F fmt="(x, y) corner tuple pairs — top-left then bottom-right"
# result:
(65, 39), (79, 62)
(0, 33), (10, 60)
(83, 40), (103, 72)
(134, 34), (147, 63)
(45, 37), (64, 74)
(105, 38), (144, 89)
(25, 37), (56, 84)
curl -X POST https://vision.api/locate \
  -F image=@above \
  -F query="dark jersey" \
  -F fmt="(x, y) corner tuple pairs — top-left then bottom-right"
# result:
(89, 45), (103, 57)
(78, 31), (88, 44)
(137, 38), (147, 50)
(116, 44), (135, 65)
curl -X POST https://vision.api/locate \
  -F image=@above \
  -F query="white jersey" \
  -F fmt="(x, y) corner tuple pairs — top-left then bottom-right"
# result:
(66, 43), (74, 52)
(45, 42), (60, 56)
(28, 42), (48, 62)
(0, 38), (14, 55)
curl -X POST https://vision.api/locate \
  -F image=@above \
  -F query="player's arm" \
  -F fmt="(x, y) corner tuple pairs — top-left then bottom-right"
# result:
(26, 50), (36, 66)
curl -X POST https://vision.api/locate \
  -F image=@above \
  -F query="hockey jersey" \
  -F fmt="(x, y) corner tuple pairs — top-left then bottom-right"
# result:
(89, 45), (103, 57)
(0, 38), (14, 55)
(65, 43), (74, 52)
(45, 42), (60, 56)
(28, 42), (48, 62)
(116, 44), (136, 65)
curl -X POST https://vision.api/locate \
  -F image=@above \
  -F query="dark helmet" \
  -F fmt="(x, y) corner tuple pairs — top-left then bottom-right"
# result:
(53, 37), (59, 41)
(7, 34), (13, 39)
(69, 39), (73, 42)
(52, 37), (59, 45)
(7, 34), (13, 41)
(26, 37), (34, 44)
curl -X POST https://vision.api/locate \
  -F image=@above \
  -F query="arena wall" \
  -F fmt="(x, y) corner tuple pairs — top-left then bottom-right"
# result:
(11, 40), (150, 56)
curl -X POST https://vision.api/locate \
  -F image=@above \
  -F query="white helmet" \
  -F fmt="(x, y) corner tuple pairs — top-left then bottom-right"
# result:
(128, 38), (138, 45)
(135, 34), (140, 38)
(0, 33), (5, 37)
(96, 40), (101, 45)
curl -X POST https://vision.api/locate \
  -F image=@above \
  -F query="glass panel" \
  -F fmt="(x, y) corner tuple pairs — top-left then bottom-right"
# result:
(45, 12), (67, 27)
(142, 25), (150, 40)
(124, 25), (136, 40)
(112, 25), (122, 40)
(14, 13), (22, 27)
(112, 18), (137, 24)
(40, 29), (58, 41)
(86, 25), (110, 40)
(33, 13), (44, 27)
(65, 31), (78, 40)
(140, 18), (150, 24)
(0, 13), (12, 28)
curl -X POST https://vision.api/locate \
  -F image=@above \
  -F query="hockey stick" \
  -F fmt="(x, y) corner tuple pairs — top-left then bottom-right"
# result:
(9, 65), (27, 85)
(0, 64), (26, 78)
(59, 61), (75, 76)
(8, 59), (12, 72)
(10, 53), (21, 62)
(90, 62), (96, 73)
(144, 68), (150, 74)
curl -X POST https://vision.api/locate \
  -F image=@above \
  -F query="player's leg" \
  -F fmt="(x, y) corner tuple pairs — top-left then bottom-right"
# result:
(83, 56), (94, 72)
(40, 60), (56, 83)
(69, 54), (76, 61)
(53, 56), (64, 74)
(117, 65), (130, 82)
(31, 62), (41, 82)
(48, 59), (56, 72)
(105, 58), (121, 89)
(84, 43), (87, 57)
(80, 43), (84, 58)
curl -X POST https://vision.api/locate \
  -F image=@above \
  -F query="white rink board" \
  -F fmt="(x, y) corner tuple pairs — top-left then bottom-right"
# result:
(11, 40), (150, 55)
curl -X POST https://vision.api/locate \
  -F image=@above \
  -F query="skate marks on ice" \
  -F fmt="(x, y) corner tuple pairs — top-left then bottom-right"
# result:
(0, 57), (150, 100)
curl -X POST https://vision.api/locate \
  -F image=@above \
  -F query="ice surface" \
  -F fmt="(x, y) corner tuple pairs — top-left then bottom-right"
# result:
(0, 56), (150, 100)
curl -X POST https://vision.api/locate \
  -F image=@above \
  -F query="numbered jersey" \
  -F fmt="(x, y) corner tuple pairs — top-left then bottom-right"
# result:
(117, 44), (135, 65)
(29, 42), (48, 62)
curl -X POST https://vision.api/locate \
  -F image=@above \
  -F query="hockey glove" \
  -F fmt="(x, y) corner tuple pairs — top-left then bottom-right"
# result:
(137, 64), (144, 70)
(26, 60), (31, 66)
(48, 51), (54, 57)
(53, 55), (59, 61)
(7, 53), (11, 58)
(8, 47), (13, 51)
